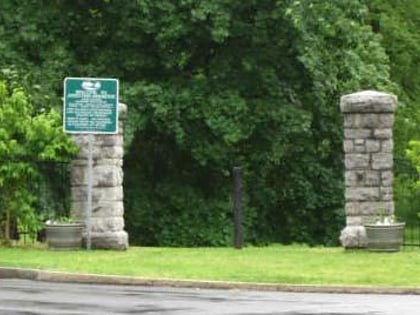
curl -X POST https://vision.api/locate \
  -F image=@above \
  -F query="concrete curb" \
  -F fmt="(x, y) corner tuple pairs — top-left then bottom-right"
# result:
(1, 267), (420, 295)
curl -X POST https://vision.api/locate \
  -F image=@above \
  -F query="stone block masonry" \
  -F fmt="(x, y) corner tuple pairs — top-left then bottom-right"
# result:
(71, 103), (129, 250)
(339, 91), (397, 248)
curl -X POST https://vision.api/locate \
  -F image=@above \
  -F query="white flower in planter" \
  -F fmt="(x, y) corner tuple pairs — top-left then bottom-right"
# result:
(375, 214), (396, 225)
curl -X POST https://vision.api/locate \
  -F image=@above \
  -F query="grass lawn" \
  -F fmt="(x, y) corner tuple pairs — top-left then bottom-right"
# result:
(1, 244), (420, 288)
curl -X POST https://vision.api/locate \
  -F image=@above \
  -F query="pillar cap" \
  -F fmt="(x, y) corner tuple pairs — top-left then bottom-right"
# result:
(118, 103), (127, 120)
(340, 90), (397, 113)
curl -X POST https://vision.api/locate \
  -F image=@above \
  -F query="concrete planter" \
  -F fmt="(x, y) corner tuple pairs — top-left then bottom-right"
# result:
(45, 223), (84, 250)
(364, 223), (405, 252)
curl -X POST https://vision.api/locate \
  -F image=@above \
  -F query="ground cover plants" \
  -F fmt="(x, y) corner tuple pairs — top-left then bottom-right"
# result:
(1, 245), (420, 288)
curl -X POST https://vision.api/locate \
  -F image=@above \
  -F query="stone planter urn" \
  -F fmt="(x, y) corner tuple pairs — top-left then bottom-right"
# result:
(45, 222), (84, 250)
(364, 222), (405, 252)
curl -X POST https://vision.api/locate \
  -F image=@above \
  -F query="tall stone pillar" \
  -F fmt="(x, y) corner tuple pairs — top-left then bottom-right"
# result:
(71, 103), (129, 250)
(339, 91), (397, 248)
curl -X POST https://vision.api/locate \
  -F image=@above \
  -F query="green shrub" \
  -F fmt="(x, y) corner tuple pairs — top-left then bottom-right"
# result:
(0, 79), (77, 245)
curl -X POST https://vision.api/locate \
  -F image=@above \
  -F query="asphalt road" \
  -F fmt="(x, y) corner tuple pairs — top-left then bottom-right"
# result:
(1, 279), (420, 315)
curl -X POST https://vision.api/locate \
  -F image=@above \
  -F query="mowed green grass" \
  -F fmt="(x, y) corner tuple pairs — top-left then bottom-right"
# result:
(1, 245), (420, 287)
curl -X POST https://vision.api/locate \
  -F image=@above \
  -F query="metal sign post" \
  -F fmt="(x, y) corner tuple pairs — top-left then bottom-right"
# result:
(86, 133), (93, 250)
(233, 166), (243, 249)
(63, 77), (119, 250)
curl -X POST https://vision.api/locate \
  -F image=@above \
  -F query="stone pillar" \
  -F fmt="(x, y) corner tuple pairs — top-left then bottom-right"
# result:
(71, 103), (129, 250)
(339, 91), (397, 248)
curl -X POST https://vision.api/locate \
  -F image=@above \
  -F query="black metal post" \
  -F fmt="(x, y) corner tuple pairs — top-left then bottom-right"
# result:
(233, 166), (243, 249)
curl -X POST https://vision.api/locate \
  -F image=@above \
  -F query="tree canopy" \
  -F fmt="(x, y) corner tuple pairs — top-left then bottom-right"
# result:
(1, 0), (418, 246)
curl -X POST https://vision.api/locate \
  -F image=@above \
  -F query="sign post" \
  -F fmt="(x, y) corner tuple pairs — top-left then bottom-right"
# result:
(63, 77), (119, 250)
(86, 133), (93, 250)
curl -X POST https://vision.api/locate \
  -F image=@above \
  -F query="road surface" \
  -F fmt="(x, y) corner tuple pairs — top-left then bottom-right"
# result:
(1, 279), (420, 314)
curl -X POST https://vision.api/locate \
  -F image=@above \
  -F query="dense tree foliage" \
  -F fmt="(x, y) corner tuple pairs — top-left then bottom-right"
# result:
(366, 0), (420, 224)
(0, 0), (408, 246)
(367, 0), (420, 155)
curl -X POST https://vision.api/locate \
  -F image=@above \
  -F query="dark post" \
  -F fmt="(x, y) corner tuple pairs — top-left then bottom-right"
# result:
(233, 166), (243, 249)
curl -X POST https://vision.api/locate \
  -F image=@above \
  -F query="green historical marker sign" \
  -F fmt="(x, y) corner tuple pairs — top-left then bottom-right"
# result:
(64, 77), (119, 134)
